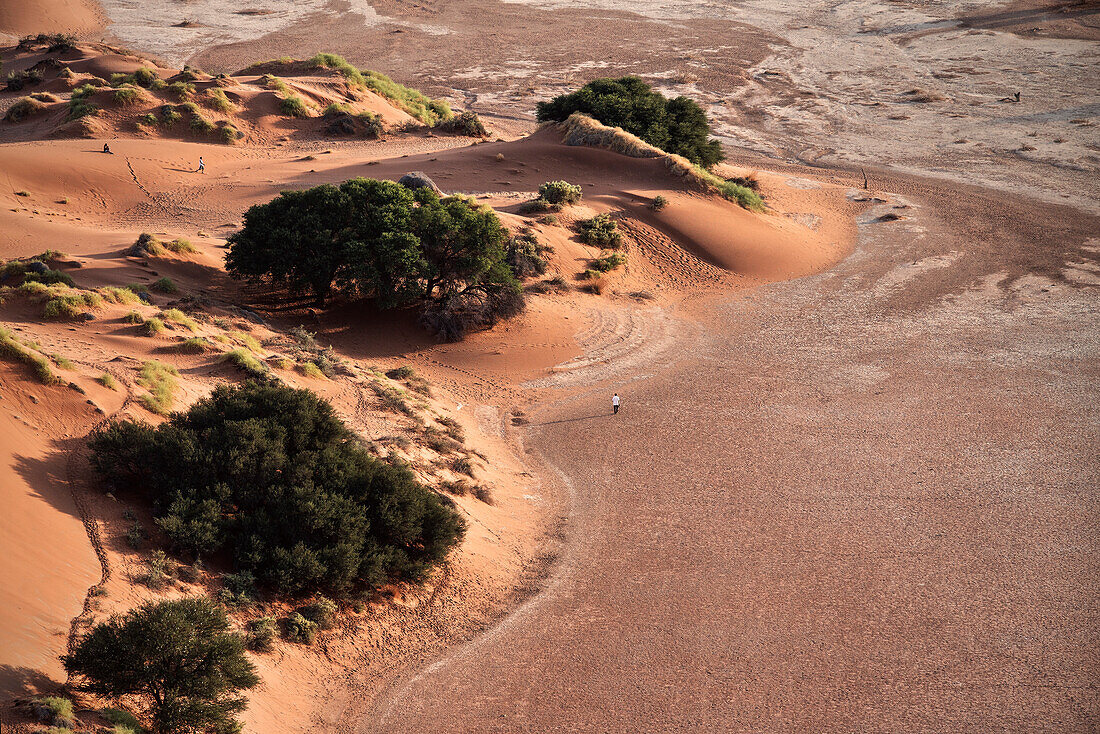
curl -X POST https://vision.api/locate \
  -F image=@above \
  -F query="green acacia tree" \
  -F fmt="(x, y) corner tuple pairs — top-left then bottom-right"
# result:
(225, 179), (518, 328)
(535, 76), (725, 167)
(63, 598), (259, 734)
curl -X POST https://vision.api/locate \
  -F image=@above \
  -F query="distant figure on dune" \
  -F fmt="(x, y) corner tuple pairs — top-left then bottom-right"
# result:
(102, 143), (111, 154)
(198, 156), (205, 174)
(612, 393), (620, 415)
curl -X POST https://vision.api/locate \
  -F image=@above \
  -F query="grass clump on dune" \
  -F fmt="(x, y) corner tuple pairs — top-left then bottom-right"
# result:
(0, 327), (60, 384)
(4, 96), (49, 122)
(591, 252), (625, 272)
(437, 110), (488, 137)
(295, 361), (325, 379)
(167, 81), (195, 101)
(190, 110), (216, 133)
(98, 372), (119, 390)
(144, 317), (165, 335)
(169, 337), (209, 354)
(204, 87), (237, 113)
(231, 331), (262, 353)
(159, 308), (199, 332)
(124, 309), (145, 324)
(136, 360), (178, 414)
(218, 123), (242, 144)
(67, 84), (100, 121)
(280, 95), (309, 118)
(308, 53), (451, 124)
(262, 74), (292, 95)
(151, 277), (177, 294)
(112, 84), (147, 106)
(578, 213), (623, 248)
(222, 348), (268, 378)
(31, 696), (74, 728)
(159, 104), (182, 126)
(99, 285), (141, 304)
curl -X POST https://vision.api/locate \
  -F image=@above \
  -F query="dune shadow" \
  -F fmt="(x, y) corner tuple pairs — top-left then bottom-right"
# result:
(530, 413), (610, 426)
(10, 435), (88, 526)
(0, 664), (63, 700)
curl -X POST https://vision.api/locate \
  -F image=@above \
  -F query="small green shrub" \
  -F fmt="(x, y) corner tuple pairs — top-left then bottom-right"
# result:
(125, 520), (145, 549)
(190, 111), (215, 133)
(218, 570), (257, 607)
(538, 180), (582, 207)
(159, 105), (182, 126)
(247, 617), (277, 652)
(282, 612), (318, 644)
(138, 111), (158, 126)
(98, 372), (119, 390)
(295, 361), (324, 379)
(137, 549), (176, 588)
(204, 88), (237, 113)
(24, 268), (74, 286)
(163, 238), (196, 254)
(438, 110), (488, 137)
(50, 352), (74, 369)
(578, 213), (623, 248)
(125, 310), (145, 325)
(102, 707), (143, 733)
(144, 317), (165, 335)
(231, 331), (262, 353)
(113, 84), (146, 105)
(159, 308), (199, 331)
(150, 277), (177, 293)
(222, 348), (267, 378)
(591, 252), (625, 272)
(136, 360), (178, 414)
(167, 81), (195, 101)
(170, 337), (208, 354)
(280, 95), (309, 117)
(218, 124), (241, 144)
(298, 596), (337, 629)
(3, 96), (48, 122)
(32, 696), (74, 728)
(100, 286), (141, 304)
(650, 194), (668, 211)
(323, 102), (350, 117)
(507, 232), (548, 278)
(372, 382), (414, 416)
(262, 74), (291, 95)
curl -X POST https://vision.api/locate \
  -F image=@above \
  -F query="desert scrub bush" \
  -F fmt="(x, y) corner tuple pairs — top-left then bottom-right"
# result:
(164, 237), (196, 253)
(282, 612), (318, 644)
(538, 180), (582, 207)
(5, 68), (42, 91)
(144, 317), (165, 335)
(45, 32), (78, 52)
(150, 277), (177, 293)
(14, 189), (30, 197)
(159, 104), (181, 126)
(31, 696), (74, 728)
(218, 570), (257, 607)
(262, 73), (291, 95)
(63, 598), (258, 734)
(124, 309), (145, 324)
(218, 123), (242, 144)
(222, 348), (268, 378)
(112, 84), (147, 105)
(169, 337), (208, 354)
(423, 426), (462, 455)
(137, 549), (176, 588)
(49, 352), (74, 369)
(125, 520), (145, 549)
(135, 360), (178, 414)
(166, 80), (195, 100)
(295, 361), (325, 379)
(650, 194), (668, 211)
(159, 308), (199, 331)
(87, 381), (465, 594)
(99, 286), (140, 304)
(42, 288), (104, 318)
(280, 95), (309, 117)
(310, 52), (367, 86)
(473, 486), (493, 504)
(537, 76), (724, 167)
(714, 177), (764, 211)
(189, 110), (215, 133)
(231, 330), (262, 352)
(3, 96), (48, 122)
(309, 53), (448, 124)
(24, 268), (74, 286)
(102, 707), (143, 733)
(437, 110), (489, 137)
(591, 252), (625, 272)
(386, 365), (431, 396)
(204, 87), (237, 113)
(372, 381), (414, 416)
(538, 213), (559, 225)
(98, 372), (119, 390)
(67, 94), (99, 121)
(452, 456), (475, 477)
(578, 213), (623, 248)
(323, 102), (350, 116)
(437, 415), (465, 441)
(507, 232), (548, 279)
(247, 616), (278, 652)
(138, 111), (158, 126)
(298, 596), (338, 629)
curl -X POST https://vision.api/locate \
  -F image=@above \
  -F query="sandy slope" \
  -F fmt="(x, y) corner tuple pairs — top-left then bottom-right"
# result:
(0, 0), (105, 39)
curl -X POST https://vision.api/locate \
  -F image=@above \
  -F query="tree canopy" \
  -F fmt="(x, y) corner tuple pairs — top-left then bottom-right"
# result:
(63, 598), (259, 734)
(536, 76), (725, 167)
(225, 178), (519, 317)
(88, 381), (465, 594)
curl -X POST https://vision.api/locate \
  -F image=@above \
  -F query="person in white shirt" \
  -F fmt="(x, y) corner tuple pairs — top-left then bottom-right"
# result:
(612, 393), (620, 414)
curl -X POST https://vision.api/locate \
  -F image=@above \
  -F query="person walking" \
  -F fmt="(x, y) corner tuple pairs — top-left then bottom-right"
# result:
(612, 393), (620, 415)
(197, 156), (205, 174)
